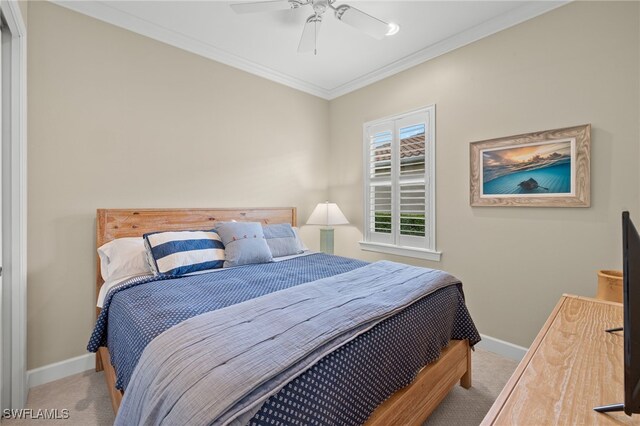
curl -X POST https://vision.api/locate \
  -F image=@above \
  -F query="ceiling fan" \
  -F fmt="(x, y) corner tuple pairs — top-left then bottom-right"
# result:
(230, 0), (400, 55)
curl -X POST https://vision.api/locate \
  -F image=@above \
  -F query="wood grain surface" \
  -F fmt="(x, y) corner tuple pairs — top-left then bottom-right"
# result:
(365, 339), (471, 426)
(470, 124), (591, 207)
(482, 295), (638, 425)
(98, 347), (123, 413)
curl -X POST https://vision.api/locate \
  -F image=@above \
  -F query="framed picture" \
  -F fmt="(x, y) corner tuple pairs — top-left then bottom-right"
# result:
(470, 124), (590, 207)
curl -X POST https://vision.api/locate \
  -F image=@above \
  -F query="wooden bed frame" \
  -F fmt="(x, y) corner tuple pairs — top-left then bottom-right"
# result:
(95, 207), (472, 424)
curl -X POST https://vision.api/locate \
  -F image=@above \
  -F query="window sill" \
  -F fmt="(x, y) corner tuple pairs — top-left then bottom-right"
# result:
(359, 241), (442, 261)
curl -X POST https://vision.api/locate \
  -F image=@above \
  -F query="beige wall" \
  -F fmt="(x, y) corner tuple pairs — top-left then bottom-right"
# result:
(26, 0), (640, 369)
(27, 2), (329, 369)
(328, 1), (640, 348)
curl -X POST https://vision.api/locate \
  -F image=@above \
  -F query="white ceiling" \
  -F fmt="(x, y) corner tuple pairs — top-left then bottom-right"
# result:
(55, 0), (568, 99)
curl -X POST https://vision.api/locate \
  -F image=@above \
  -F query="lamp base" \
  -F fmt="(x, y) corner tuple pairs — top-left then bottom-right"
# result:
(319, 228), (334, 254)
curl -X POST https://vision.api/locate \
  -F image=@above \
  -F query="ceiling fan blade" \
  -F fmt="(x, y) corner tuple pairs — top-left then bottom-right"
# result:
(230, 0), (297, 14)
(298, 15), (322, 54)
(334, 4), (390, 40)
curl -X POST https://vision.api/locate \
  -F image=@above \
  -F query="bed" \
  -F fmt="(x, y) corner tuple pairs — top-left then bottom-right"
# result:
(91, 207), (480, 425)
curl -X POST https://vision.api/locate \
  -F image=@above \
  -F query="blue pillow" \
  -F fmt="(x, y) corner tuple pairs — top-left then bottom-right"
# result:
(143, 230), (225, 276)
(263, 224), (303, 258)
(215, 222), (273, 268)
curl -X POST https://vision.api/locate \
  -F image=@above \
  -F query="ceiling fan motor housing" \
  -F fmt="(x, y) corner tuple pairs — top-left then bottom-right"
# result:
(311, 0), (331, 15)
(231, 0), (393, 54)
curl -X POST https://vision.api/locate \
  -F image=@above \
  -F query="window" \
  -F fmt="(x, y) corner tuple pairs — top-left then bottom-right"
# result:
(360, 106), (440, 261)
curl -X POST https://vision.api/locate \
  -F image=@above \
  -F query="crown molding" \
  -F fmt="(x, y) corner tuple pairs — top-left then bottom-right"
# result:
(52, 0), (331, 99)
(53, 1), (569, 101)
(327, 1), (570, 99)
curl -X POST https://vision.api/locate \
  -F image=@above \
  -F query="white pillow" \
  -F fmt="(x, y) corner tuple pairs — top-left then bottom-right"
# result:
(97, 237), (153, 282)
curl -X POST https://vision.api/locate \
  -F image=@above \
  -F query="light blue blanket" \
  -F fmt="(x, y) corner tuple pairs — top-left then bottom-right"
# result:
(115, 260), (460, 426)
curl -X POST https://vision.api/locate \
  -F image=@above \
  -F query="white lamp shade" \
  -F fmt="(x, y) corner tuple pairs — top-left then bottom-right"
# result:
(306, 202), (349, 226)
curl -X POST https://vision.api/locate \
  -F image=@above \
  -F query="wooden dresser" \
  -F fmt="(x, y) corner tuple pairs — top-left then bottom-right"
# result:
(481, 294), (640, 425)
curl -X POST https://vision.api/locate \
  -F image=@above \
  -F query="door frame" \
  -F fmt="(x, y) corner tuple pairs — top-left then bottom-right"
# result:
(0, 0), (27, 409)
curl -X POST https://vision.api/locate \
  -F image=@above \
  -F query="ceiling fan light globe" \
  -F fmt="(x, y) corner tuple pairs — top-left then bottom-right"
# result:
(334, 4), (389, 40)
(386, 22), (400, 36)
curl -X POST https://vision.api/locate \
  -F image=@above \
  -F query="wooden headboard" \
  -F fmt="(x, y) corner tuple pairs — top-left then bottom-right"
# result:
(96, 207), (297, 306)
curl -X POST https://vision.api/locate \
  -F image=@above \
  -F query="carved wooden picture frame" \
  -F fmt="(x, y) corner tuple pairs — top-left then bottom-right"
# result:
(470, 124), (591, 207)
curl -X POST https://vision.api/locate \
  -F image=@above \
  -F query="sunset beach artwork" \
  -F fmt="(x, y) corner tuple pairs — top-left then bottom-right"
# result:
(470, 124), (590, 207)
(481, 140), (573, 196)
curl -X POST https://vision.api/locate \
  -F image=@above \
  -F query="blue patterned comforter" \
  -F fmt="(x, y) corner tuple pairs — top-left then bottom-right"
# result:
(88, 253), (480, 425)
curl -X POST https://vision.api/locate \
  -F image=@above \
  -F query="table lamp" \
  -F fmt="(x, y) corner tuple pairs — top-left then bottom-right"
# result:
(306, 202), (349, 254)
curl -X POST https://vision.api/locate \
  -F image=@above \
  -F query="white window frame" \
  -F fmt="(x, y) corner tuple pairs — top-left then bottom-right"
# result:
(359, 105), (440, 261)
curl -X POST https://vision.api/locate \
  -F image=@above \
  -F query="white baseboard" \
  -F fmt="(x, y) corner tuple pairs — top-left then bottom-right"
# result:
(476, 334), (528, 362)
(27, 353), (94, 388)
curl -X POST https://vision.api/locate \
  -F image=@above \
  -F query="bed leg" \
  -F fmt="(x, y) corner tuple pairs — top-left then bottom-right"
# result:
(460, 341), (472, 389)
(96, 352), (104, 372)
(95, 307), (104, 372)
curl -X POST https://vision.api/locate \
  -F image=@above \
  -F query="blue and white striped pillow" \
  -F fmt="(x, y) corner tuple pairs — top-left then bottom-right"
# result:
(143, 230), (225, 276)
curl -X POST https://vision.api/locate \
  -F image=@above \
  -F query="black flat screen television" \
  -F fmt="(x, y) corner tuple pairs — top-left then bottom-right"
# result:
(594, 211), (640, 415)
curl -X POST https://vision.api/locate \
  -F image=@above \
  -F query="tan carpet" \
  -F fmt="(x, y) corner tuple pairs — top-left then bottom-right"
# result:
(3, 368), (114, 426)
(425, 348), (518, 425)
(3, 348), (516, 425)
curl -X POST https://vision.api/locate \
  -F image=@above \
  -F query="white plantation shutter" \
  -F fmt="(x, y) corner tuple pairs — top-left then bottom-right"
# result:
(370, 185), (392, 233)
(399, 124), (426, 178)
(366, 123), (394, 244)
(400, 183), (426, 238)
(396, 116), (428, 247)
(363, 106), (436, 255)
(369, 129), (392, 179)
